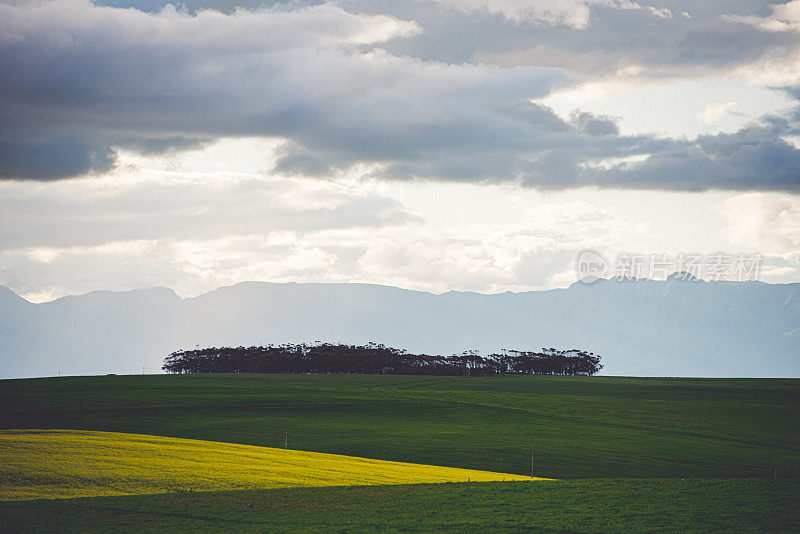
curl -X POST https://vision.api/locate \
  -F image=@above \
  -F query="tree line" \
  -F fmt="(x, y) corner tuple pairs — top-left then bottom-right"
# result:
(162, 343), (603, 376)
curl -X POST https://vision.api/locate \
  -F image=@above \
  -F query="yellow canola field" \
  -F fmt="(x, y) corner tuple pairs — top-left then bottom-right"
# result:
(0, 429), (545, 500)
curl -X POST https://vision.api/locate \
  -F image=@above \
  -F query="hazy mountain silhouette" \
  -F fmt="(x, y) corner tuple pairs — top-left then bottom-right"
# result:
(1, 278), (798, 378)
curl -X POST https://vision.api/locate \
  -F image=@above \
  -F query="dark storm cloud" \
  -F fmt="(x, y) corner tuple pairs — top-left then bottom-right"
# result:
(118, 136), (213, 155)
(0, 136), (116, 180)
(580, 126), (800, 191)
(0, 0), (798, 191)
(0, 0), (568, 181)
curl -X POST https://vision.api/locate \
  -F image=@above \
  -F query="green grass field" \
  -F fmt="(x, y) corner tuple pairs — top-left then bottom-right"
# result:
(1, 374), (798, 531)
(0, 479), (797, 533)
(2, 374), (798, 478)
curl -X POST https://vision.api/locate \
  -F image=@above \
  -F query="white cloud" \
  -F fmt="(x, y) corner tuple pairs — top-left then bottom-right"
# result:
(726, 0), (800, 32)
(352, 198), (643, 293)
(537, 76), (793, 139)
(716, 193), (800, 284)
(0, 150), (418, 250)
(0, 152), (648, 300)
(734, 48), (800, 86)
(0, 215), (634, 300)
(724, 1), (800, 85)
(4, 143), (795, 301)
(697, 102), (740, 124)
(647, 6), (671, 19)
(718, 193), (800, 253)
(0, 0), (420, 49)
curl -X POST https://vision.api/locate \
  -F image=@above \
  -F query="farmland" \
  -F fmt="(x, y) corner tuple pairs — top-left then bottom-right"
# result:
(1, 374), (798, 531)
(1, 479), (797, 533)
(0, 429), (535, 500)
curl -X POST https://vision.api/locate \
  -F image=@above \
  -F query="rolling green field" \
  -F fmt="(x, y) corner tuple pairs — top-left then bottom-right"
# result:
(1, 374), (799, 531)
(2, 374), (798, 478)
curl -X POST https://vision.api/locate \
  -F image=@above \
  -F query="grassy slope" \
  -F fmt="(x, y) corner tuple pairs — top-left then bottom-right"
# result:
(0, 429), (535, 500)
(1, 479), (798, 533)
(1, 374), (798, 479)
(1, 375), (798, 531)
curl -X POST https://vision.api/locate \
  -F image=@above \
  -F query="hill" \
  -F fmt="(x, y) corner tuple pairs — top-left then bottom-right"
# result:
(2, 374), (798, 479)
(0, 374), (798, 532)
(1, 278), (799, 378)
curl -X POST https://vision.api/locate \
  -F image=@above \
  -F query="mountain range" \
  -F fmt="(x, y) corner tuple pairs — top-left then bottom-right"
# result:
(1, 275), (798, 378)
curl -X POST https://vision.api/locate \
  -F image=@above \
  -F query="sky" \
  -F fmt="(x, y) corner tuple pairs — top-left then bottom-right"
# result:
(0, 0), (799, 302)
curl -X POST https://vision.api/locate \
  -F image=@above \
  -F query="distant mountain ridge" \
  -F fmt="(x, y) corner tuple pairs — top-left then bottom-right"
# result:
(1, 278), (798, 378)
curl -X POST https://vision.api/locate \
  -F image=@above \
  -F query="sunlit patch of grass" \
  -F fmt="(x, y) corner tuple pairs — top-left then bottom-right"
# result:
(0, 429), (544, 501)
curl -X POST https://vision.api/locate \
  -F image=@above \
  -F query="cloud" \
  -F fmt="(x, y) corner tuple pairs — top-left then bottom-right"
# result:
(647, 6), (671, 19)
(722, 2), (800, 84)
(0, 157), (648, 300)
(718, 192), (800, 251)
(726, 0), (800, 33)
(0, 0), (427, 178)
(0, 0), (799, 192)
(697, 102), (740, 124)
(582, 124), (800, 191)
(717, 192), (800, 282)
(117, 136), (213, 156)
(0, 0), (573, 185)
(422, 0), (643, 29)
(0, 160), (417, 250)
(399, 1), (797, 79)
(0, 136), (116, 180)
(570, 110), (619, 136)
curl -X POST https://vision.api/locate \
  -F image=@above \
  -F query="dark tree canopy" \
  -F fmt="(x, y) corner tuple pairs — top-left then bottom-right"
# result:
(162, 343), (603, 376)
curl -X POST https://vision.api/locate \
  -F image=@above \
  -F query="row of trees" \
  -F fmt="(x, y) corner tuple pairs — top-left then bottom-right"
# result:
(162, 343), (603, 376)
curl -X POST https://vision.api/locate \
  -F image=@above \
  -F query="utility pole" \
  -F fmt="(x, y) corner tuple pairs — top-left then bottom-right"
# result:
(499, 454), (502, 472)
(285, 428), (288, 449)
(530, 444), (534, 477)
